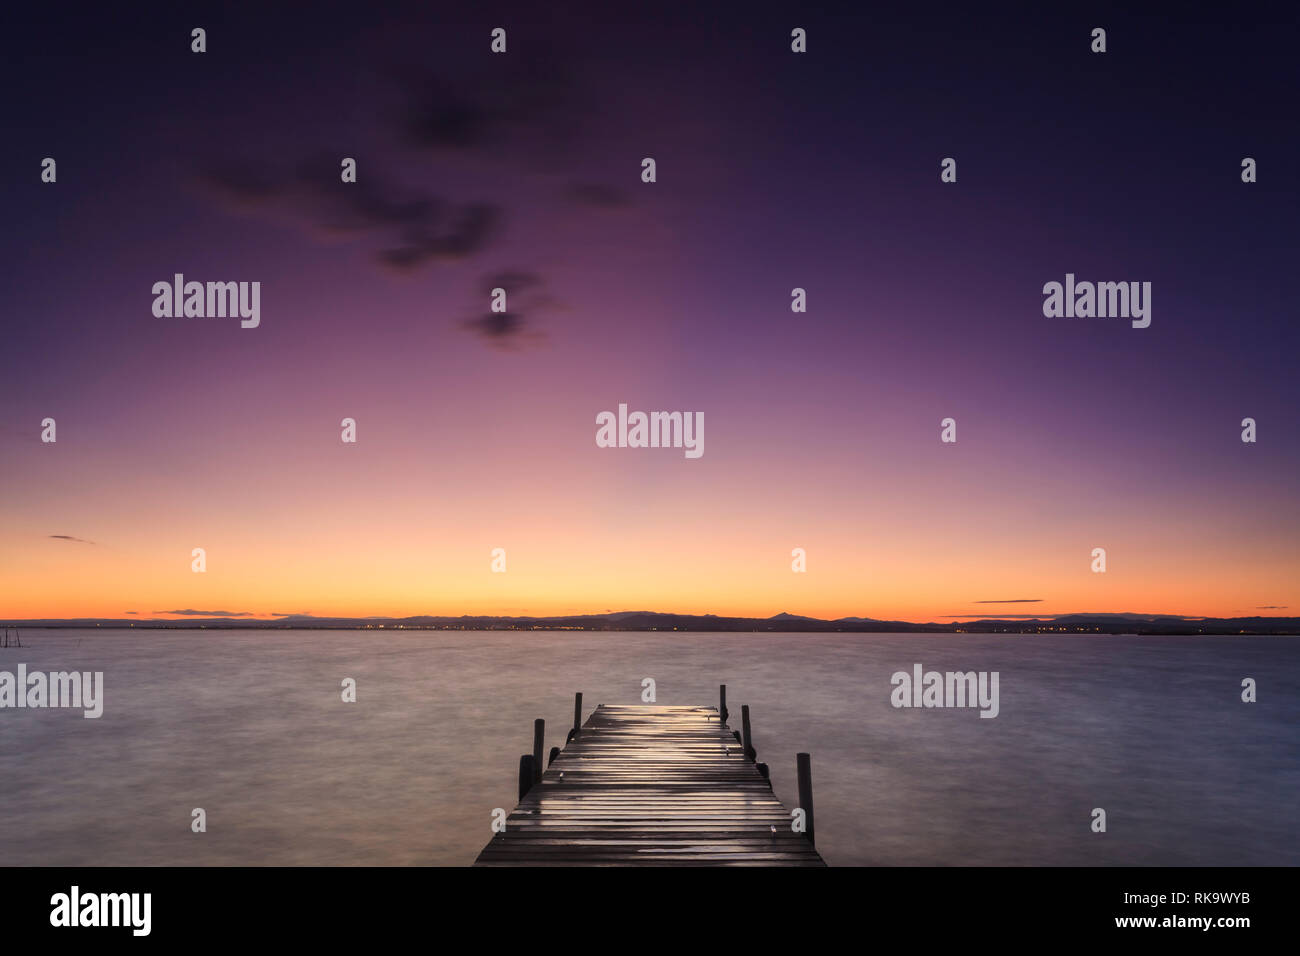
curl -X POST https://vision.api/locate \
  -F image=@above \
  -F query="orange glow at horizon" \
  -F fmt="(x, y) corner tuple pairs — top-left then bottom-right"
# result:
(4, 362), (1297, 624)
(5, 478), (1296, 622)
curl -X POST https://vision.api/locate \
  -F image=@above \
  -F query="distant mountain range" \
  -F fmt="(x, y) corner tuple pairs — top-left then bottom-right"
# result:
(5, 610), (1298, 634)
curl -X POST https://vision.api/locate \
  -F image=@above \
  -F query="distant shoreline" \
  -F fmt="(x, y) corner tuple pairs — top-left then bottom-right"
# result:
(4, 610), (1299, 637)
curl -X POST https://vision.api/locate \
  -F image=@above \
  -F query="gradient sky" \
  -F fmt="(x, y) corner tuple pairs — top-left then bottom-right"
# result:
(2, 4), (1297, 622)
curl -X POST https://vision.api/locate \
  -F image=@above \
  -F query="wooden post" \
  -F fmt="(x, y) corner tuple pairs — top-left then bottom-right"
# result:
(796, 752), (815, 847)
(518, 755), (534, 801)
(548, 746), (560, 767)
(532, 719), (545, 784)
(741, 704), (755, 760)
(719, 684), (728, 724)
(573, 692), (583, 736)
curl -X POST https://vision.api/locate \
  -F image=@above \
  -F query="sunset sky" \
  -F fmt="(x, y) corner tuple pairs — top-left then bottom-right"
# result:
(2, 5), (1297, 622)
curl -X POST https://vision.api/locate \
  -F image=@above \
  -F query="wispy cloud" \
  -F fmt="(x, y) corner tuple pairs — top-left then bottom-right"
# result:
(973, 598), (1042, 604)
(195, 53), (605, 350)
(461, 269), (559, 349)
(200, 156), (500, 273)
(391, 56), (587, 160)
(49, 534), (96, 545)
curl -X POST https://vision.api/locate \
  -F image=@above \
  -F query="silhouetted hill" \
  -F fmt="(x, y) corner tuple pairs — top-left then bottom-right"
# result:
(5, 610), (1298, 634)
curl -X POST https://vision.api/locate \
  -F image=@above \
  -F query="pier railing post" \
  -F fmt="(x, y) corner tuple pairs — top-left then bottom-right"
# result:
(573, 692), (583, 737)
(741, 704), (755, 761)
(548, 746), (560, 767)
(719, 684), (728, 724)
(518, 755), (535, 801)
(796, 752), (815, 847)
(532, 719), (545, 784)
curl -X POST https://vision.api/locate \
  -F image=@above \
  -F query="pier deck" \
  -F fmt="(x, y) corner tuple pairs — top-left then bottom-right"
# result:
(474, 703), (826, 866)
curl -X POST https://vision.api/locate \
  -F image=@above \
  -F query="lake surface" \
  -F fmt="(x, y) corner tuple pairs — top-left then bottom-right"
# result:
(1, 629), (1296, 866)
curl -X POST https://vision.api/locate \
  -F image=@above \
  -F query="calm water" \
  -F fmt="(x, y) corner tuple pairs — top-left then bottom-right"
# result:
(1, 629), (1296, 866)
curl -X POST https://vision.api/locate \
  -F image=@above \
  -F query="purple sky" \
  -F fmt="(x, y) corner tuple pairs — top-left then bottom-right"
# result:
(2, 4), (1297, 620)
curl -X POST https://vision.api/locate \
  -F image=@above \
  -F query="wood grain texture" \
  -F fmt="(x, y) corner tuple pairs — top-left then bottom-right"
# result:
(475, 704), (826, 866)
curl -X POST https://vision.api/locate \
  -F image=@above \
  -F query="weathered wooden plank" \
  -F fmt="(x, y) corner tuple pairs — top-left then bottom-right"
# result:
(473, 703), (826, 866)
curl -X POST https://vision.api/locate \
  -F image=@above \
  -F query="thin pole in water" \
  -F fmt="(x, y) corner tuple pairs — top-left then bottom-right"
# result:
(518, 755), (535, 801)
(532, 719), (545, 785)
(797, 752), (816, 847)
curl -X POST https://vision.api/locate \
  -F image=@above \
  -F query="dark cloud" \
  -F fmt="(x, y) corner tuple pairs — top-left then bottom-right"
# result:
(463, 311), (527, 343)
(199, 50), (595, 270)
(196, 55), (597, 329)
(392, 57), (587, 159)
(377, 203), (500, 272)
(973, 598), (1042, 604)
(154, 609), (255, 617)
(49, 534), (95, 545)
(462, 270), (559, 349)
(1257, 605), (1288, 609)
(397, 76), (504, 150)
(200, 156), (500, 273)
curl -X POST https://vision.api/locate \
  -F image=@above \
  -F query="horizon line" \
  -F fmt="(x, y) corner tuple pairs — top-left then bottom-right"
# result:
(5, 607), (1300, 629)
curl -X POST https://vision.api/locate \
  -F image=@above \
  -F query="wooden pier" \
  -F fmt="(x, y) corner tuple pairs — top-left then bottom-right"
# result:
(475, 689), (825, 866)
